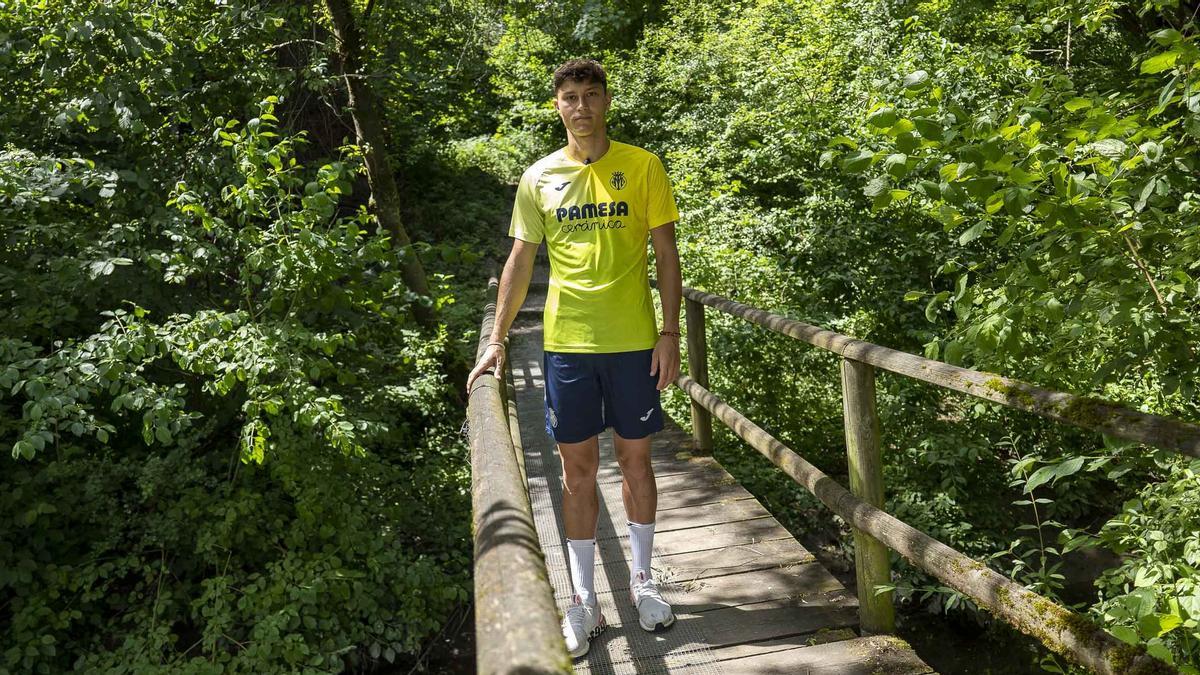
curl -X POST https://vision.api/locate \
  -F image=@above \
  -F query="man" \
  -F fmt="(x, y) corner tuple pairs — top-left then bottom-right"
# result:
(465, 58), (683, 658)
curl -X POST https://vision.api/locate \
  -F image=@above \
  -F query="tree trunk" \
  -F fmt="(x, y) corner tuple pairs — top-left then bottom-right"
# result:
(324, 0), (435, 328)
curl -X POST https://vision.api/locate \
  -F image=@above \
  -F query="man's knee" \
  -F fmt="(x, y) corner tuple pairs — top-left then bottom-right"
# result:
(562, 465), (598, 495)
(560, 444), (599, 495)
(616, 449), (653, 483)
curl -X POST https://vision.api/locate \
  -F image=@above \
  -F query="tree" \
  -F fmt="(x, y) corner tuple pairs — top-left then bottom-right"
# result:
(324, 0), (435, 327)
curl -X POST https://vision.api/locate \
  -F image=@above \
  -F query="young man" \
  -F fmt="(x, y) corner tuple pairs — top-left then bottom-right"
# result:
(465, 58), (683, 658)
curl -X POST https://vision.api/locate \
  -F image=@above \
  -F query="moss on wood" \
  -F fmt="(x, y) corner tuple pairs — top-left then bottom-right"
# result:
(1054, 395), (1117, 428)
(983, 376), (1036, 407)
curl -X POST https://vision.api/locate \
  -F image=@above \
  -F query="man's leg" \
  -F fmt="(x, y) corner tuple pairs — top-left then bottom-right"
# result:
(614, 432), (656, 521)
(613, 431), (657, 576)
(558, 435), (608, 658)
(614, 429), (673, 631)
(557, 438), (607, 658)
(605, 348), (663, 580)
(559, 434), (601, 607)
(600, 348), (673, 631)
(560, 434), (602, 537)
(545, 349), (607, 657)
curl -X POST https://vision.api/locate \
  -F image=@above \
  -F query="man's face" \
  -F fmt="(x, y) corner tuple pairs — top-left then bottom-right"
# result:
(554, 79), (610, 138)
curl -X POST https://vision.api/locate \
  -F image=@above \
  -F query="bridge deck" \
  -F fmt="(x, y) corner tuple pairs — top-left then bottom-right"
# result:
(508, 281), (934, 674)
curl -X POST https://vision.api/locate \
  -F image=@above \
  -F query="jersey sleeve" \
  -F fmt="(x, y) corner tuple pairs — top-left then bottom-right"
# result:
(646, 154), (680, 230)
(508, 166), (545, 243)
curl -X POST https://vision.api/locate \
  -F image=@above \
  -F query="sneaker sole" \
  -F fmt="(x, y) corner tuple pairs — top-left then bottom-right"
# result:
(638, 613), (675, 633)
(568, 614), (607, 659)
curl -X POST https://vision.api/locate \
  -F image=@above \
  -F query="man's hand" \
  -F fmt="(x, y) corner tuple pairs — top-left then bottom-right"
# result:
(649, 334), (680, 391)
(466, 343), (505, 394)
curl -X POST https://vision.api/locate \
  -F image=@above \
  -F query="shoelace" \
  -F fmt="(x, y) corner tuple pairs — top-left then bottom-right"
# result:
(564, 602), (589, 635)
(631, 576), (663, 604)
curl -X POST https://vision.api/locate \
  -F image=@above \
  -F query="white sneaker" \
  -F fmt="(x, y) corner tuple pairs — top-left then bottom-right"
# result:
(561, 594), (606, 658)
(629, 570), (675, 632)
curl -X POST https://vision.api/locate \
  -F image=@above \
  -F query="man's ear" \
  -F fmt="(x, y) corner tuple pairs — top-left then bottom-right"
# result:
(553, 96), (560, 111)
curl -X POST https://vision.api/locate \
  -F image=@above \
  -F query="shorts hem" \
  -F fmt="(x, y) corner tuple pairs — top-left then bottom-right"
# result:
(548, 424), (607, 445)
(610, 420), (664, 441)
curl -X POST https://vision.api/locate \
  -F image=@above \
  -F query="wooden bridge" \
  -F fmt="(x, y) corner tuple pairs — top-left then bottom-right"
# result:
(466, 263), (1197, 675)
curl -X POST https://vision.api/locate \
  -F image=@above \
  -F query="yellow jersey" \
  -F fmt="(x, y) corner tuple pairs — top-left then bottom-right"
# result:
(509, 141), (679, 353)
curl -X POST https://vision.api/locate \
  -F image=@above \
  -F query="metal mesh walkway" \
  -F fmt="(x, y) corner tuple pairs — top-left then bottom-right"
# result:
(512, 329), (723, 674)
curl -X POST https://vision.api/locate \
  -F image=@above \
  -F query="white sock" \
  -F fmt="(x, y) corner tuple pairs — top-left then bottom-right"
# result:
(627, 520), (656, 581)
(567, 538), (596, 606)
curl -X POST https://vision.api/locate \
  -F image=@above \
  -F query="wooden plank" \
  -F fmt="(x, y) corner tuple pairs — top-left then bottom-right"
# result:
(596, 453), (721, 484)
(594, 462), (737, 493)
(613, 607), (859, 671)
(706, 628), (857, 662)
(714, 634), (934, 674)
(658, 537), (816, 582)
(530, 477), (775, 550)
(544, 526), (816, 583)
(653, 516), (796, 556)
(678, 562), (853, 613)
(598, 479), (755, 512)
(522, 437), (720, 485)
(547, 538), (822, 598)
(647, 497), (774, 536)
(586, 576), (859, 667)
(608, 629), (861, 672)
(544, 517), (797, 570)
(640, 465), (739, 494)
(549, 497), (773, 543)
(692, 601), (859, 651)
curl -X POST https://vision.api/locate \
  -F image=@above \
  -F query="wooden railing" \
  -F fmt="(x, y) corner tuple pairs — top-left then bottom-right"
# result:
(467, 276), (569, 675)
(677, 287), (1196, 675)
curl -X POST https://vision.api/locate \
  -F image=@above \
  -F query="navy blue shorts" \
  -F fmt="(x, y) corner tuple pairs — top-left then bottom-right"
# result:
(543, 349), (664, 444)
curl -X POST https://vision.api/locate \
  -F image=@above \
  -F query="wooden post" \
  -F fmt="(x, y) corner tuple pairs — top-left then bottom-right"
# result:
(684, 297), (714, 454)
(841, 357), (895, 634)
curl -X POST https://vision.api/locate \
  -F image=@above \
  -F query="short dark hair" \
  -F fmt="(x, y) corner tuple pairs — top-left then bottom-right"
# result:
(553, 59), (607, 94)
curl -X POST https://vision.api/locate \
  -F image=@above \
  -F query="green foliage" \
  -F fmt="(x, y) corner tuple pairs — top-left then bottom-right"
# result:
(1077, 458), (1200, 671)
(1, 0), (486, 671)
(10, 0), (1200, 669)
(1, 431), (469, 674)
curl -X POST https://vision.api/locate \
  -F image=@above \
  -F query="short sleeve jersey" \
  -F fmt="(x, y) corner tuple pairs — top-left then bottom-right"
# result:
(509, 141), (680, 353)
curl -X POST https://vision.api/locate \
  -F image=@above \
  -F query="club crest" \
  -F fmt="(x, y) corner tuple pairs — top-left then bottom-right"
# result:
(609, 171), (626, 190)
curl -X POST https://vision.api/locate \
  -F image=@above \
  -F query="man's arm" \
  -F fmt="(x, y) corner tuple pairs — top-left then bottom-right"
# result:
(466, 238), (540, 392)
(491, 238), (539, 344)
(649, 222), (681, 390)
